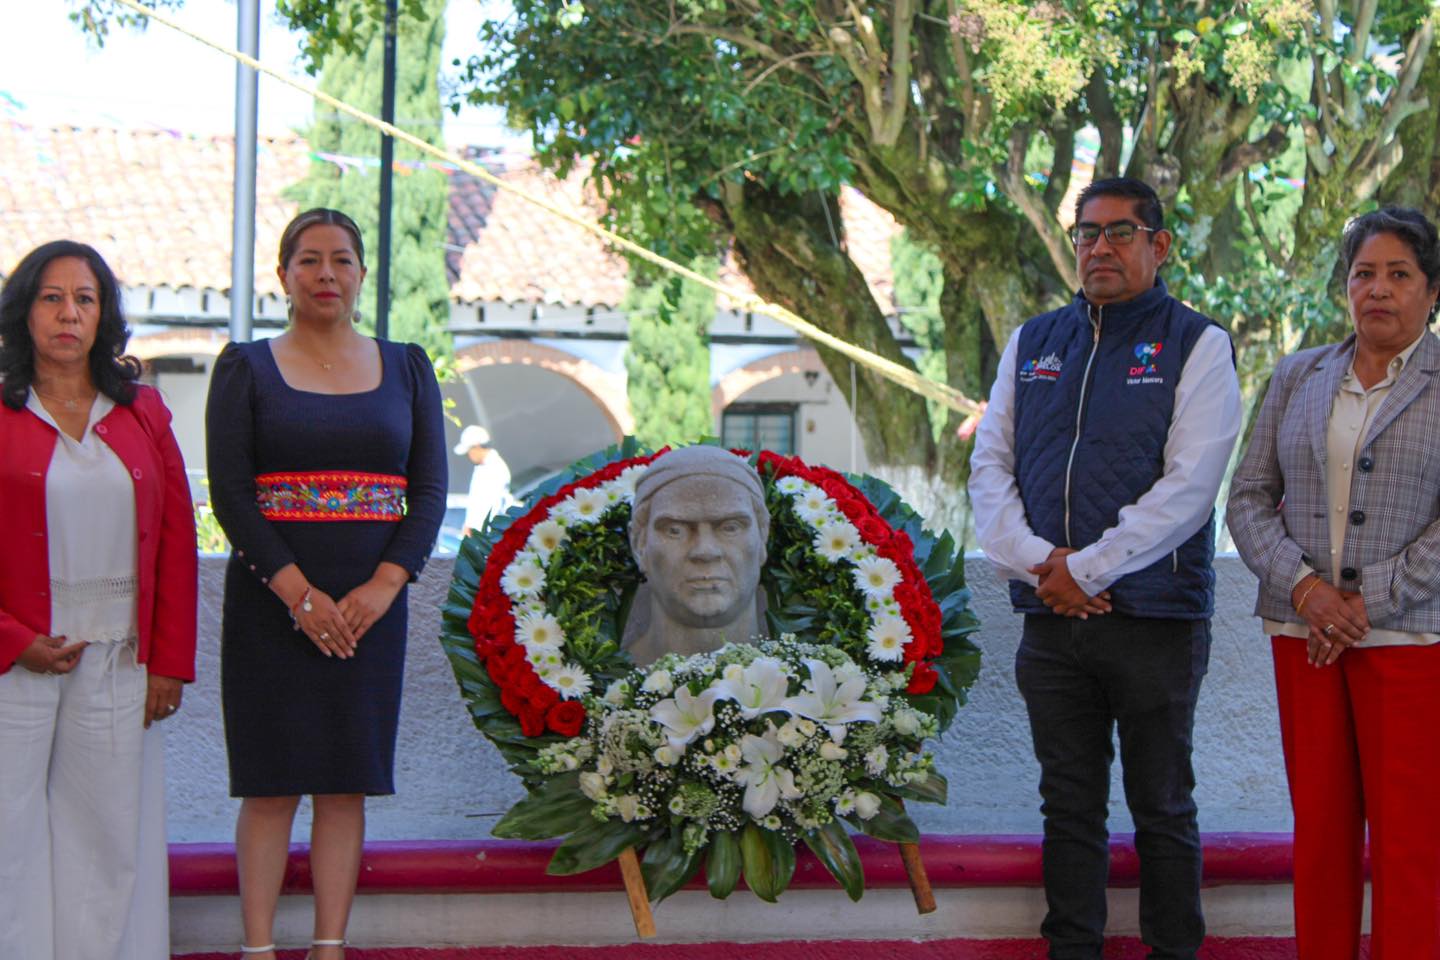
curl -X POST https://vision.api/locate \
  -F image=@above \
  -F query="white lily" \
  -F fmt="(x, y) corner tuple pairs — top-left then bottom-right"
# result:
(714, 656), (791, 719)
(734, 726), (803, 818)
(782, 658), (882, 739)
(649, 683), (723, 749)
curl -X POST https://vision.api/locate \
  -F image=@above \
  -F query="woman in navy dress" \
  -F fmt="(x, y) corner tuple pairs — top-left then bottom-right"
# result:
(206, 209), (445, 960)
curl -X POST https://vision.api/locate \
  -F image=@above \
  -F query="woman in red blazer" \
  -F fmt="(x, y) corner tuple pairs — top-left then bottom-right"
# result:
(0, 240), (197, 960)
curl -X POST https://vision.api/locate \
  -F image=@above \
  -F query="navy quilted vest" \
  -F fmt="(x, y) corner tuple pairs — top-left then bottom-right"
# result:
(1008, 280), (1224, 619)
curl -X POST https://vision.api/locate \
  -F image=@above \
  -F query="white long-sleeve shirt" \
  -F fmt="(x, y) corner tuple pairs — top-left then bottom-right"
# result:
(969, 321), (1242, 597)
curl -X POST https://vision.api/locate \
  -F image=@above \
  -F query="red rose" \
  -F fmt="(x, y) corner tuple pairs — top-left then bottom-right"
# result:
(907, 662), (938, 695)
(500, 686), (525, 714)
(902, 635), (925, 662)
(856, 516), (891, 546)
(527, 682), (560, 712)
(928, 631), (945, 657)
(547, 700), (587, 737)
(518, 705), (548, 737)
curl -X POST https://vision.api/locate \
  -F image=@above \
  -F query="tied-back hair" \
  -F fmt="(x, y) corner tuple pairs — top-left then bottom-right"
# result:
(0, 240), (142, 410)
(278, 208), (366, 270)
(1341, 207), (1440, 317)
(1075, 177), (1165, 231)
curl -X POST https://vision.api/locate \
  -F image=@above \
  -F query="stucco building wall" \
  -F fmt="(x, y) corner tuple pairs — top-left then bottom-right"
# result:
(166, 554), (1289, 842)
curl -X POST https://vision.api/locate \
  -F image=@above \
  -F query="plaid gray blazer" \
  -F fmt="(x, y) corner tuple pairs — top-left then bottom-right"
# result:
(1227, 331), (1440, 630)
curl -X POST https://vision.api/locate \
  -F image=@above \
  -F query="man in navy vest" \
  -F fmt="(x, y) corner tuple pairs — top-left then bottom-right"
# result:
(969, 178), (1242, 960)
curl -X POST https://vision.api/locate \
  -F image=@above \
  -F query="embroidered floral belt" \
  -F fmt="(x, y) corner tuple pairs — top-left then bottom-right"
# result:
(255, 471), (407, 522)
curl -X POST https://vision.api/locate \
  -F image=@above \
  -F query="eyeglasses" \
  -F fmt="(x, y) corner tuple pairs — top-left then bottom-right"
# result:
(1069, 222), (1160, 247)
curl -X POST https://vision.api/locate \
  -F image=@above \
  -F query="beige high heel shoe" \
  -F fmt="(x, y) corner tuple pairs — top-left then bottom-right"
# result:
(307, 938), (345, 959)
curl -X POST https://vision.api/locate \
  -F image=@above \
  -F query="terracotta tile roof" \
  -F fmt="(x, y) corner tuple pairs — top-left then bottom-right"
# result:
(1, 124), (901, 313)
(447, 154), (629, 307)
(0, 123), (308, 297)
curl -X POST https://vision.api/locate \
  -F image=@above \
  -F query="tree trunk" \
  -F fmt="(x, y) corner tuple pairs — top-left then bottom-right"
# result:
(718, 180), (938, 471)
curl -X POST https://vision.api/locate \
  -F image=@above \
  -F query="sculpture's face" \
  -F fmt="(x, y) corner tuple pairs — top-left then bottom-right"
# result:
(637, 474), (766, 629)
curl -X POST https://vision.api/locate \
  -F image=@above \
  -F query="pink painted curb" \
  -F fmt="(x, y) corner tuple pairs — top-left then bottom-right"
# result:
(169, 832), (1302, 896)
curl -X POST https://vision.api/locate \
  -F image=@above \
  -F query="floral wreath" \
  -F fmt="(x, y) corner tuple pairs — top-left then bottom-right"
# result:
(441, 440), (980, 902)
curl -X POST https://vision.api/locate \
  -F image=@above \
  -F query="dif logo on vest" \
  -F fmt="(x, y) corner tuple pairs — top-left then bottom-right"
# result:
(1019, 352), (1063, 383)
(1127, 341), (1164, 385)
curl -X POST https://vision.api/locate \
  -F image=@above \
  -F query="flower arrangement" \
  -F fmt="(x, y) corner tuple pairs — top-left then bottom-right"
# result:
(441, 440), (980, 902)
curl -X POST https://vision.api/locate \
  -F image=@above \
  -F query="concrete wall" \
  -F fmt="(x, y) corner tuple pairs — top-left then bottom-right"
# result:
(165, 554), (1290, 843)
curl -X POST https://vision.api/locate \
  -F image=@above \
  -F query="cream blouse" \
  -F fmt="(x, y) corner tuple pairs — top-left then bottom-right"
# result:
(26, 392), (139, 645)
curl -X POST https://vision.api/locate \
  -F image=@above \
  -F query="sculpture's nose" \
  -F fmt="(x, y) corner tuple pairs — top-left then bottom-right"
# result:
(688, 524), (723, 561)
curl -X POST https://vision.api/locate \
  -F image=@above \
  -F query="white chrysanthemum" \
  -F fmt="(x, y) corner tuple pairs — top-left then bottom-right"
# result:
(865, 614), (911, 662)
(852, 555), (902, 599)
(546, 663), (593, 700)
(794, 488), (835, 525)
(776, 476), (808, 494)
(864, 745), (889, 777)
(517, 613), (565, 650)
(814, 520), (861, 562)
(834, 790), (857, 815)
(526, 519), (567, 559)
(556, 486), (610, 525)
(526, 647), (562, 672)
(500, 558), (545, 599)
(611, 465), (648, 501)
(603, 679), (631, 705)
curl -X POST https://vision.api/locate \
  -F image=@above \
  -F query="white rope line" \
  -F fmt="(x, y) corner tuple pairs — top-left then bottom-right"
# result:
(108, 0), (982, 416)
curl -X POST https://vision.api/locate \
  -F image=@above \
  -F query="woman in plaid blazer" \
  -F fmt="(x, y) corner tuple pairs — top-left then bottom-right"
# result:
(1228, 207), (1440, 960)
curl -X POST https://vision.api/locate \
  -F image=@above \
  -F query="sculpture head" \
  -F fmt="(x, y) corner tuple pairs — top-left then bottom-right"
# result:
(628, 447), (770, 638)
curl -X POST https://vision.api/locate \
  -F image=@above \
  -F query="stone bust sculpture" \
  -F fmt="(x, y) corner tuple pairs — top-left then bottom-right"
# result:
(623, 446), (771, 665)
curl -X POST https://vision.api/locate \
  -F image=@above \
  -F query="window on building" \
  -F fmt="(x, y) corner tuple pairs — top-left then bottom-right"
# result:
(721, 403), (797, 455)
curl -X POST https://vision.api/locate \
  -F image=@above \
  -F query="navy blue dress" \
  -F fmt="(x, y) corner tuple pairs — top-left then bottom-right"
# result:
(206, 339), (446, 796)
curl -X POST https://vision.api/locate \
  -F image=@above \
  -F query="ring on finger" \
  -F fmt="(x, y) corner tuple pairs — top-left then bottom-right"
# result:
(1324, 623), (1336, 635)
(320, 632), (330, 641)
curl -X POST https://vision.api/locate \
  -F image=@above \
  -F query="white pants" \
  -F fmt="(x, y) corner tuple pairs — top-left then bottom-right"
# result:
(0, 643), (169, 960)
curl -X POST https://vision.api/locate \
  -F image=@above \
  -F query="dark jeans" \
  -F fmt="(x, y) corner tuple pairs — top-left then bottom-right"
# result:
(1015, 613), (1211, 960)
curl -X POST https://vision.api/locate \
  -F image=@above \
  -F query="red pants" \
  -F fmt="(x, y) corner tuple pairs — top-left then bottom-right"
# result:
(1273, 635), (1440, 960)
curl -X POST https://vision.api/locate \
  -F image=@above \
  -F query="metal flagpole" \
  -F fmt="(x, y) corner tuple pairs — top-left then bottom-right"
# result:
(229, 0), (259, 342)
(375, 0), (398, 340)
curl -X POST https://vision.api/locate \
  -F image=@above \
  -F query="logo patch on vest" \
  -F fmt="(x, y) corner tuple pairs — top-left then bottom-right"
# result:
(1126, 341), (1164, 385)
(1019, 352), (1063, 383)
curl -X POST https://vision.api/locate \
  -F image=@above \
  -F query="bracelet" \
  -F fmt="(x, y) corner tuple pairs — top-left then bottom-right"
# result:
(1295, 577), (1321, 613)
(289, 586), (313, 617)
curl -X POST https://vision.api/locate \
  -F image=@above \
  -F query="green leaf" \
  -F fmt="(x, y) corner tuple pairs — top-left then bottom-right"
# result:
(894, 770), (949, 805)
(641, 830), (703, 902)
(849, 795), (920, 844)
(802, 820), (864, 901)
(547, 818), (648, 876)
(1172, 28), (1197, 43)
(492, 772), (594, 840)
(706, 830), (742, 899)
(739, 823), (796, 902)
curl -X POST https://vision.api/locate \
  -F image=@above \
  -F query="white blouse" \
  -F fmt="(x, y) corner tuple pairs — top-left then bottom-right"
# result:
(27, 393), (139, 645)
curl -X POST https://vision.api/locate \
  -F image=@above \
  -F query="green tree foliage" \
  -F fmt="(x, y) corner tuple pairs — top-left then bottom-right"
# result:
(453, 0), (1436, 479)
(289, 0), (453, 356)
(623, 266), (716, 449)
(890, 230), (948, 443)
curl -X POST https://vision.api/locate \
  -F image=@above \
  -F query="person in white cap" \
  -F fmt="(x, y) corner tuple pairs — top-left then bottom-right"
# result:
(455, 424), (512, 536)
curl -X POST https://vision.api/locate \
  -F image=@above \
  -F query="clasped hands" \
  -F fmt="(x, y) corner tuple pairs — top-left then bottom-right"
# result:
(1292, 574), (1368, 667)
(1029, 547), (1112, 619)
(19, 634), (183, 726)
(287, 565), (408, 659)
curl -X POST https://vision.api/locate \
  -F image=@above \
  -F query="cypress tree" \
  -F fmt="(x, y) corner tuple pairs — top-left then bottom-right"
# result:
(289, 0), (452, 357)
(623, 265), (715, 448)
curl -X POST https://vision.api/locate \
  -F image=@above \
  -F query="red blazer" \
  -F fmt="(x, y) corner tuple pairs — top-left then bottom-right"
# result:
(0, 385), (198, 678)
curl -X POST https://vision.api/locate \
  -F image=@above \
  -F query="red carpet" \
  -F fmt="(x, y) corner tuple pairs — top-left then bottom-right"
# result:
(176, 935), (1369, 958)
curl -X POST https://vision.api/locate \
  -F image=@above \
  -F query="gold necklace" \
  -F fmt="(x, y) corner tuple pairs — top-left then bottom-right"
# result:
(32, 387), (95, 411)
